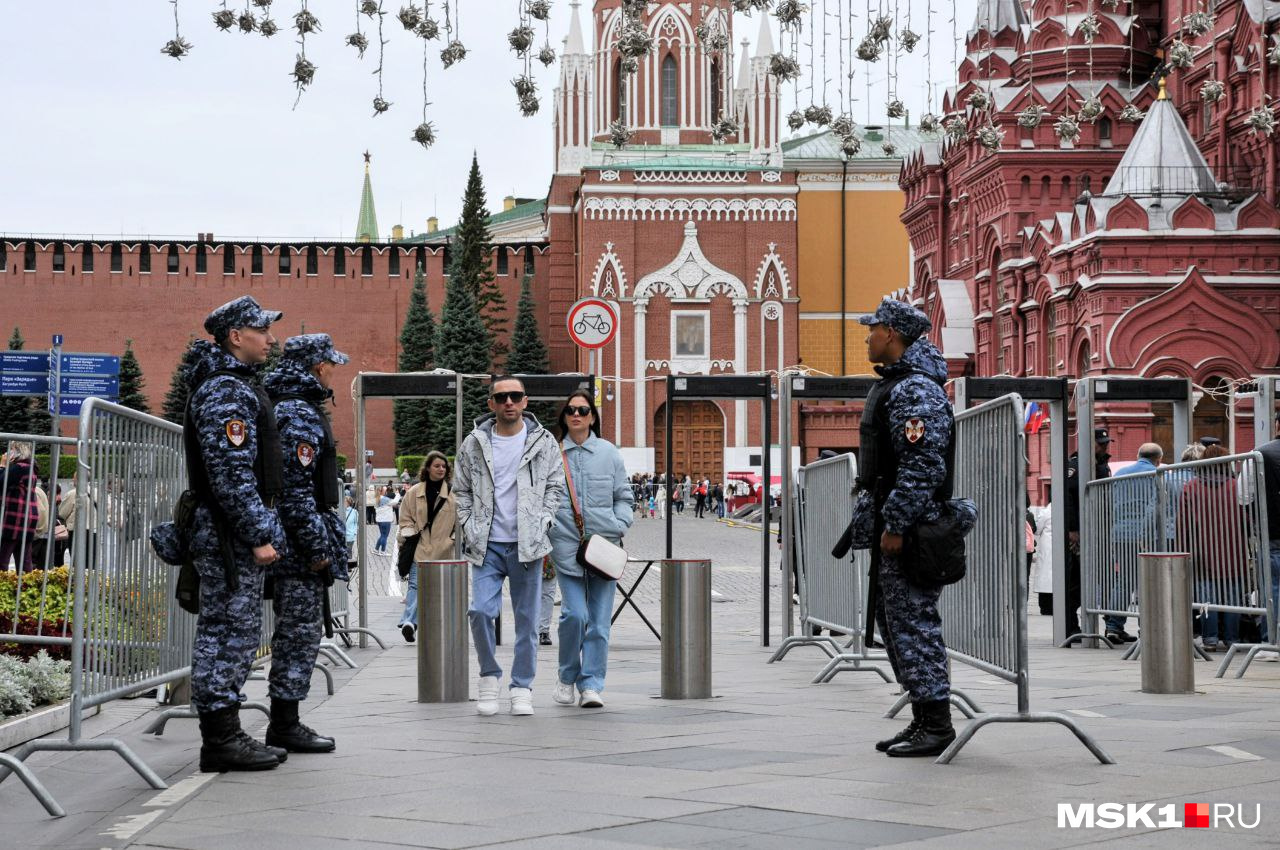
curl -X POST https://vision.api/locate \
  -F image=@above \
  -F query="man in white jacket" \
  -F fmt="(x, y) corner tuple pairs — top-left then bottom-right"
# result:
(454, 376), (564, 716)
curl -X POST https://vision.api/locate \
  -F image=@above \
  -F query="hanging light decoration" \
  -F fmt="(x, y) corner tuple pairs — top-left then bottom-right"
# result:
(840, 134), (862, 156)
(712, 116), (740, 142)
(830, 113), (855, 137)
(856, 36), (883, 62)
(1077, 14), (1101, 44)
(538, 44), (556, 66)
(372, 96), (392, 115)
(259, 15), (278, 35)
(508, 25), (534, 55)
(1246, 101), (1276, 136)
(360, 1), (379, 16)
(805, 104), (832, 126)
(1167, 39), (1194, 69)
(917, 112), (941, 133)
(1183, 8), (1215, 38)
(1017, 104), (1051, 128)
(966, 90), (990, 110)
(293, 5), (320, 34)
(899, 28), (919, 52)
(237, 9), (258, 32)
(1118, 103), (1145, 122)
(608, 118), (633, 148)
(347, 31), (370, 55)
(1077, 96), (1104, 122)
(1267, 33), (1280, 66)
(512, 75), (538, 115)
(976, 122), (1004, 151)
(885, 99), (905, 119)
(212, 3), (236, 31)
(881, 141), (897, 155)
(412, 121), (437, 147)
(943, 115), (967, 141)
(398, 3), (422, 30)
(417, 18), (439, 39)
(770, 53), (802, 81)
(1199, 79), (1225, 104)
(292, 54), (317, 87)
(412, 23), (436, 149)
(525, 0), (551, 22)
(787, 109), (806, 130)
(774, 1), (808, 30)
(1053, 114), (1081, 141)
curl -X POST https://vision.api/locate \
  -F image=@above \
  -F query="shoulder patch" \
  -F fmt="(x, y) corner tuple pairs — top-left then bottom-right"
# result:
(225, 419), (247, 447)
(904, 417), (925, 444)
(297, 442), (316, 467)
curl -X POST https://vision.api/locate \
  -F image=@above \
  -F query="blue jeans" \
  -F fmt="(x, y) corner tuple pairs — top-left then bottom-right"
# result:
(375, 521), (392, 552)
(399, 565), (418, 628)
(1195, 579), (1239, 646)
(556, 570), (617, 693)
(468, 541), (542, 689)
(538, 573), (556, 634)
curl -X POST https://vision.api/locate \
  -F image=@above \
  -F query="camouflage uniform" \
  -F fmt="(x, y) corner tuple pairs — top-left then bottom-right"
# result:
(263, 335), (350, 704)
(858, 299), (953, 705)
(186, 299), (286, 715)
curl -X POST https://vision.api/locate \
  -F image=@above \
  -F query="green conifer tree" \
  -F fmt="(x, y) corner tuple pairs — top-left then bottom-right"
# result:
(117, 339), (150, 413)
(448, 154), (508, 360)
(394, 263), (438, 455)
(506, 274), (556, 427)
(0, 328), (32, 434)
(161, 337), (199, 424)
(430, 264), (491, 453)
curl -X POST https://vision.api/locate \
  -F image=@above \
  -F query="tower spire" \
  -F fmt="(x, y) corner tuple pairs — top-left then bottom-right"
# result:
(356, 152), (379, 243)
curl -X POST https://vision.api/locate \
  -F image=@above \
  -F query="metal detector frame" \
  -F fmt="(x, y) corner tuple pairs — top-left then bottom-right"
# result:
(664, 374), (773, 646)
(351, 371), (593, 648)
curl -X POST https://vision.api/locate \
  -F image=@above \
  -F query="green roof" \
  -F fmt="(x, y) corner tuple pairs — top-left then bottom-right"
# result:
(782, 125), (940, 161)
(396, 198), (546, 243)
(356, 167), (378, 241)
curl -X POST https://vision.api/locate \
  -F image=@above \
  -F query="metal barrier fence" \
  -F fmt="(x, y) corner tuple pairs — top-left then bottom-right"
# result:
(1076, 452), (1274, 675)
(768, 455), (890, 684)
(1, 401), (192, 815)
(912, 394), (1112, 764)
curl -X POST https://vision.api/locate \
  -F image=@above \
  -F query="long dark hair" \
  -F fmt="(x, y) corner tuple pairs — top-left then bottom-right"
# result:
(418, 450), (452, 484)
(556, 391), (601, 440)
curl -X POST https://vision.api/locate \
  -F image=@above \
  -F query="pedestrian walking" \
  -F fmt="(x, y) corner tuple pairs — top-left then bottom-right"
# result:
(454, 376), (564, 716)
(374, 484), (398, 552)
(694, 478), (706, 518)
(538, 559), (556, 646)
(548, 391), (633, 709)
(0, 441), (40, 573)
(858, 298), (957, 758)
(262, 334), (351, 754)
(185, 296), (288, 772)
(395, 452), (457, 643)
(1064, 429), (1112, 638)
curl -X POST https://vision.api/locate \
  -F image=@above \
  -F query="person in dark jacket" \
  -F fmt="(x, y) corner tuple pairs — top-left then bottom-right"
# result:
(0, 441), (40, 573)
(1063, 428), (1112, 639)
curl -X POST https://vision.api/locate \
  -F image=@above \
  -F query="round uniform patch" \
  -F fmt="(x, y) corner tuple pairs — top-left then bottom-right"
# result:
(225, 419), (247, 447)
(297, 442), (316, 467)
(904, 417), (925, 443)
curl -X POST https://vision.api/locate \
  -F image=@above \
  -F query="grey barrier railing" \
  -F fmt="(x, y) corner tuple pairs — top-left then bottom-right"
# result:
(895, 394), (1113, 765)
(767, 454), (890, 684)
(1075, 452), (1274, 675)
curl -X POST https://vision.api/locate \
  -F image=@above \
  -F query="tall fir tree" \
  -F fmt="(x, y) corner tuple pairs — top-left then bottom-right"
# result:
(448, 154), (508, 360)
(0, 327), (32, 434)
(429, 262), (492, 453)
(161, 336), (198, 424)
(506, 274), (557, 427)
(393, 263), (438, 455)
(117, 339), (150, 413)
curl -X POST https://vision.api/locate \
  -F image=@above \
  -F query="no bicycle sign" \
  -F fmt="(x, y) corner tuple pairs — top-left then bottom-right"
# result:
(566, 298), (618, 349)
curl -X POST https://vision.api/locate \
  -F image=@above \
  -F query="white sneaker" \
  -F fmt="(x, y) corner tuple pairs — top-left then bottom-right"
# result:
(552, 681), (576, 705)
(510, 687), (534, 716)
(579, 689), (604, 708)
(476, 676), (500, 716)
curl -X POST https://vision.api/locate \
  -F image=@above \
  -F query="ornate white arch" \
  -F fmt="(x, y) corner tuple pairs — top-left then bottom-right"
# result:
(649, 5), (695, 45)
(753, 243), (792, 299)
(633, 222), (748, 304)
(590, 242), (628, 298)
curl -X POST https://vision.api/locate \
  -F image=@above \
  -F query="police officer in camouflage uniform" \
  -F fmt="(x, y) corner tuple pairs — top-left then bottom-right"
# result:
(263, 334), (351, 753)
(186, 296), (289, 772)
(857, 298), (957, 758)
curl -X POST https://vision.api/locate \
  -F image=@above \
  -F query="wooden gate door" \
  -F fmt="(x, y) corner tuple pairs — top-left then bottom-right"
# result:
(654, 401), (725, 481)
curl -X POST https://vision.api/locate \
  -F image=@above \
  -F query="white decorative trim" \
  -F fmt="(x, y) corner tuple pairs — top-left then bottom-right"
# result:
(645, 360), (671, 371)
(590, 242), (628, 298)
(635, 170), (748, 183)
(761, 170), (782, 183)
(762, 301), (782, 321)
(582, 185), (798, 196)
(710, 359), (735, 371)
(752, 243), (792, 299)
(634, 222), (750, 302)
(600, 169), (621, 182)
(584, 196), (797, 222)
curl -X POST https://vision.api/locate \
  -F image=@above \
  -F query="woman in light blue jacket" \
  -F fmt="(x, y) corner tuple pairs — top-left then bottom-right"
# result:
(549, 390), (634, 709)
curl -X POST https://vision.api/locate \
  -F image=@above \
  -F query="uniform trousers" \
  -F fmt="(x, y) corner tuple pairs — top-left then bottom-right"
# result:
(874, 551), (950, 703)
(269, 574), (326, 701)
(192, 556), (266, 713)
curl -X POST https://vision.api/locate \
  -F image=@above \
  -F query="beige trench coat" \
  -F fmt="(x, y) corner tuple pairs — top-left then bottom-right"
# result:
(397, 480), (457, 562)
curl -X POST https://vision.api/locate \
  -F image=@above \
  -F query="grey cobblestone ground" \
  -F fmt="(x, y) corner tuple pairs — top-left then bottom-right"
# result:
(3, 517), (1279, 848)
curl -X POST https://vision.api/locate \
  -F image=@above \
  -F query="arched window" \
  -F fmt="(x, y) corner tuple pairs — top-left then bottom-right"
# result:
(660, 54), (679, 126)
(1044, 307), (1057, 375)
(1098, 117), (1113, 143)
(710, 58), (722, 121)
(614, 59), (628, 122)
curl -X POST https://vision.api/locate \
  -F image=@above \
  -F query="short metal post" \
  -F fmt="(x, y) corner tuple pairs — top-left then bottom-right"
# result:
(661, 559), (711, 699)
(417, 560), (469, 703)
(1138, 552), (1194, 694)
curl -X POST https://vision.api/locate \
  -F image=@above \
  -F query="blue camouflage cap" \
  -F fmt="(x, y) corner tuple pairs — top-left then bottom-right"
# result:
(204, 295), (283, 339)
(282, 333), (350, 367)
(857, 297), (931, 341)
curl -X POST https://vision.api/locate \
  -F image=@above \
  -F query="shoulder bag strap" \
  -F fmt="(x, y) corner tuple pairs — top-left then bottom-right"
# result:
(560, 451), (586, 541)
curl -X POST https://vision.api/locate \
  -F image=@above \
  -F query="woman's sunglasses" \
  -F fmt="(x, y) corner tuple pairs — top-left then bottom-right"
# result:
(491, 391), (526, 403)
(564, 405), (592, 417)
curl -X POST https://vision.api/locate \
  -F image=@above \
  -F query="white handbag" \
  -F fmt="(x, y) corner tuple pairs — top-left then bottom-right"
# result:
(561, 452), (627, 581)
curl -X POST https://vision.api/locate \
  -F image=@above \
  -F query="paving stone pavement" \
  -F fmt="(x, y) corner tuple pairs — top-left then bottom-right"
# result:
(3, 516), (1279, 848)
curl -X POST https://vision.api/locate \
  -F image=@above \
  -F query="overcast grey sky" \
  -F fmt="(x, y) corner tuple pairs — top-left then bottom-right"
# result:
(1, 0), (977, 240)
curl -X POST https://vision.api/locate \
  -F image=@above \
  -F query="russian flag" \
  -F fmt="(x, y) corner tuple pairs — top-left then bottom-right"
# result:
(1024, 401), (1049, 435)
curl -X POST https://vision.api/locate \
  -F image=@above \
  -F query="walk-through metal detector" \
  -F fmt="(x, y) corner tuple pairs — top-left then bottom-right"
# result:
(1249, 375), (1280, 449)
(664, 374), (773, 645)
(778, 375), (876, 637)
(1073, 376), (1192, 646)
(352, 371), (593, 648)
(954, 378), (1071, 645)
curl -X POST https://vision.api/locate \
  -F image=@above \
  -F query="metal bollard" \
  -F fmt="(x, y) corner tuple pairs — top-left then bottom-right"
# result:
(1138, 553), (1195, 694)
(661, 559), (712, 699)
(417, 560), (470, 703)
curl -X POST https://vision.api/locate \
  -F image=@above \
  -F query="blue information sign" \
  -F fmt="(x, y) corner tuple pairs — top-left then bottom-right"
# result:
(48, 395), (118, 417)
(0, 352), (50, 373)
(60, 376), (120, 396)
(52, 334), (63, 346)
(59, 354), (120, 376)
(0, 374), (49, 396)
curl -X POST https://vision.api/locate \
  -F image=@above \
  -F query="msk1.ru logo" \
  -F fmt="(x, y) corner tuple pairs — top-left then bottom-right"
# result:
(1057, 803), (1261, 829)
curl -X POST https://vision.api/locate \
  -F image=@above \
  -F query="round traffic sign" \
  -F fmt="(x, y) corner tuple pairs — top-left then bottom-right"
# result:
(566, 298), (619, 349)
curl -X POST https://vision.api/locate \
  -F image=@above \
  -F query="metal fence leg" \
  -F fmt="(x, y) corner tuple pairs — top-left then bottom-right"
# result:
(1122, 640), (1140, 661)
(884, 691), (911, 719)
(1234, 644), (1270, 679)
(0, 753), (65, 817)
(333, 626), (387, 649)
(317, 643), (358, 668)
(1192, 642), (1213, 662)
(768, 634), (840, 663)
(812, 651), (893, 684)
(934, 712), (1115, 766)
(144, 706), (197, 736)
(19, 739), (167, 790)
(314, 662), (335, 695)
(1059, 629), (1117, 649)
(949, 689), (984, 715)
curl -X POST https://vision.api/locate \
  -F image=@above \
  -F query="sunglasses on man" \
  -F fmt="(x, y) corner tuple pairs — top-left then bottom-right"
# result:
(564, 405), (592, 417)
(490, 391), (526, 404)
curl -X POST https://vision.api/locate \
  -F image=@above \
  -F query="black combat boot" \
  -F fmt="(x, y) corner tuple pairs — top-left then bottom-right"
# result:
(235, 728), (288, 763)
(199, 707), (281, 772)
(875, 700), (922, 752)
(265, 698), (336, 753)
(886, 699), (956, 758)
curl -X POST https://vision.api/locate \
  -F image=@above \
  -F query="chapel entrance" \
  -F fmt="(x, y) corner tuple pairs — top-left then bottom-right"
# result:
(654, 401), (724, 482)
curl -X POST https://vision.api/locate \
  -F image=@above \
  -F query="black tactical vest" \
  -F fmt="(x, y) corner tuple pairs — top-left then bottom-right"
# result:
(185, 369), (285, 509)
(271, 394), (341, 510)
